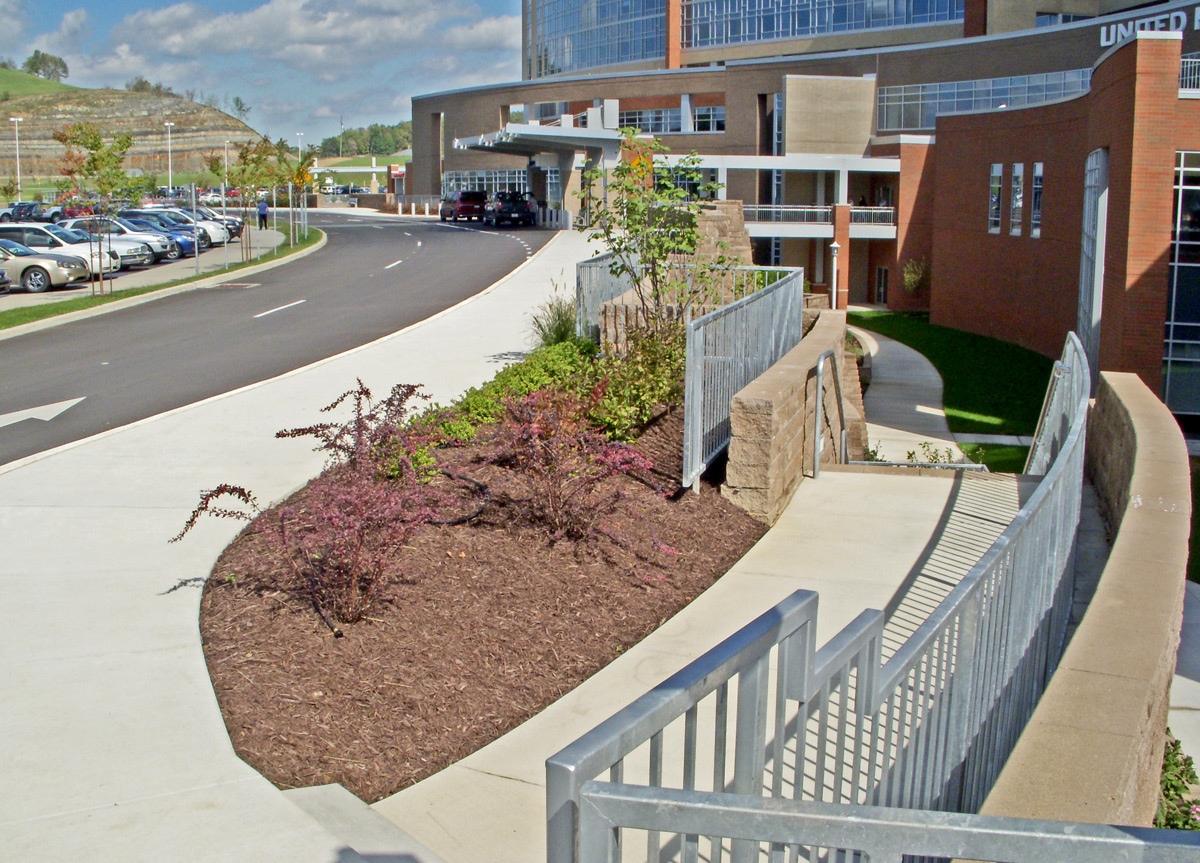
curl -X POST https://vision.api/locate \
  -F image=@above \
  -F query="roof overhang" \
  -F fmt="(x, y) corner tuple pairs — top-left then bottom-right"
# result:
(454, 122), (621, 158)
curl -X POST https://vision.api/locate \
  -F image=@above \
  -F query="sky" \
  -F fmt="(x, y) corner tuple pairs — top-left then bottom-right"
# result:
(0, 0), (523, 146)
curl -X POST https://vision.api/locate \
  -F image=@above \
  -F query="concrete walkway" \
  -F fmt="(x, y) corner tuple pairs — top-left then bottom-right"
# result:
(849, 326), (964, 463)
(0, 224), (597, 862)
(2, 235), (1192, 861)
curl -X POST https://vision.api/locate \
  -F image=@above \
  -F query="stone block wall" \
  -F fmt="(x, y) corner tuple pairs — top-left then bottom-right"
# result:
(721, 310), (867, 524)
(981, 371), (1191, 826)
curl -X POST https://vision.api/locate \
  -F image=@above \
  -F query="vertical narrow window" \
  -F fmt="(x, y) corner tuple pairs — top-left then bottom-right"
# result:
(1031, 162), (1044, 238)
(988, 163), (1003, 233)
(1010, 163), (1024, 236)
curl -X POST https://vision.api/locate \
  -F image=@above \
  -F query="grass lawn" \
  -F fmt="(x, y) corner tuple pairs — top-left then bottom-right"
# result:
(0, 229), (323, 330)
(320, 153), (408, 168)
(0, 68), (77, 98)
(848, 311), (1055, 473)
(849, 311), (1053, 435)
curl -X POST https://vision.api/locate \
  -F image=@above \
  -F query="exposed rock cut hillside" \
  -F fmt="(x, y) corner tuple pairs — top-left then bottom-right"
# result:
(0, 89), (260, 179)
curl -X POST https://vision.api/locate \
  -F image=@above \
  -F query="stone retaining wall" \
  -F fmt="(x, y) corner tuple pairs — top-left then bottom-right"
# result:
(721, 310), (867, 524)
(981, 371), (1191, 826)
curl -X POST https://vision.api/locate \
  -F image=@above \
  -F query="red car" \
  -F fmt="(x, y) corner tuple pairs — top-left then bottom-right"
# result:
(439, 190), (487, 222)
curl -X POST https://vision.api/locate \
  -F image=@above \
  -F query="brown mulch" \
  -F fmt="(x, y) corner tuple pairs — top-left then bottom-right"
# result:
(198, 406), (766, 803)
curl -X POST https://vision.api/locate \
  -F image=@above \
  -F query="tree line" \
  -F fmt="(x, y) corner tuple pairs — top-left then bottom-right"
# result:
(0, 50), (70, 82)
(317, 122), (412, 158)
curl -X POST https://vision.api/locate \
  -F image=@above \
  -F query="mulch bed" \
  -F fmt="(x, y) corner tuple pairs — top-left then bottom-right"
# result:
(199, 406), (766, 803)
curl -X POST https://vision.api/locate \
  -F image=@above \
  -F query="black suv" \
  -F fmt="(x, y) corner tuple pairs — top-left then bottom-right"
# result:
(439, 190), (487, 222)
(483, 192), (537, 227)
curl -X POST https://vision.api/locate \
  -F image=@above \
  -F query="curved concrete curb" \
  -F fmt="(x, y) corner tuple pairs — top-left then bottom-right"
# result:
(0, 229), (328, 343)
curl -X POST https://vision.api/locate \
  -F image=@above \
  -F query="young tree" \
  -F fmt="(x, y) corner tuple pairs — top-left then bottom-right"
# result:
(53, 123), (133, 202)
(231, 96), (250, 122)
(578, 128), (729, 332)
(22, 50), (68, 82)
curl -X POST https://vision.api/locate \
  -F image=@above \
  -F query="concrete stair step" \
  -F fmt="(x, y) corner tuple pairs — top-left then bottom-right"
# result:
(284, 784), (448, 863)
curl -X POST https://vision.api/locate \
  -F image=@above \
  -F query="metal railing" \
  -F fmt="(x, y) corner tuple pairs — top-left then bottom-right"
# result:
(811, 349), (847, 478)
(548, 332), (1095, 863)
(742, 205), (832, 224)
(575, 256), (797, 344)
(1181, 53), (1200, 90)
(681, 269), (806, 487)
(850, 206), (896, 225)
(578, 786), (1200, 863)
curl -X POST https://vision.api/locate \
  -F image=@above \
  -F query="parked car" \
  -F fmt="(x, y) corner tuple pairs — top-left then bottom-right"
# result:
(439, 190), (487, 222)
(119, 209), (212, 250)
(10, 201), (68, 223)
(61, 216), (180, 263)
(0, 238), (90, 292)
(141, 206), (230, 244)
(0, 268), (10, 292)
(182, 205), (243, 239)
(483, 191), (537, 227)
(121, 217), (198, 257)
(0, 223), (120, 274)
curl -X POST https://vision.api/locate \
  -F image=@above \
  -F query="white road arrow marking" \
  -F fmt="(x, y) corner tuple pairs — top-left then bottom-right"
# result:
(0, 397), (86, 430)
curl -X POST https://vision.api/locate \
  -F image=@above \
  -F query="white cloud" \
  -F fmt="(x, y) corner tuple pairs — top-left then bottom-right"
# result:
(34, 8), (91, 55)
(0, 0), (28, 61)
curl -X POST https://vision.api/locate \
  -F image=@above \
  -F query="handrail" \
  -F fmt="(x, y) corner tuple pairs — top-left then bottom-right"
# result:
(812, 348), (847, 478)
(548, 332), (1094, 863)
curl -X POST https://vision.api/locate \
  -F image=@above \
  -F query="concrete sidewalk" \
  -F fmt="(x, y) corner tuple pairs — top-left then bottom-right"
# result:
(850, 325), (964, 463)
(0, 227), (598, 862)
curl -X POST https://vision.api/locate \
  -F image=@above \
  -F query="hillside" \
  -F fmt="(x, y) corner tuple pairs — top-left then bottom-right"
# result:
(0, 83), (260, 181)
(0, 68), (77, 99)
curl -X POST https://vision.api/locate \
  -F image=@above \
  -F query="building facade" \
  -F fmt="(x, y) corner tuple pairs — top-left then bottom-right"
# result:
(411, 0), (1200, 417)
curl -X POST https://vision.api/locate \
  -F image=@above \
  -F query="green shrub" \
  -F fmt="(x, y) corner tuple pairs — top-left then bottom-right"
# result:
(1156, 734), (1200, 830)
(530, 293), (577, 348)
(588, 325), (686, 440)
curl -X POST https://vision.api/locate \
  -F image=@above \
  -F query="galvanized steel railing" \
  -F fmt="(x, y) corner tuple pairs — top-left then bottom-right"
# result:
(577, 786), (1200, 863)
(849, 205), (896, 225)
(576, 252), (634, 343)
(548, 332), (1096, 863)
(575, 256), (797, 345)
(681, 269), (806, 487)
(1181, 54), (1200, 90)
(743, 205), (832, 224)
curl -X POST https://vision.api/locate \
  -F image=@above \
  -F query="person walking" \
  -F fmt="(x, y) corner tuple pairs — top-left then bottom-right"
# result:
(257, 198), (269, 230)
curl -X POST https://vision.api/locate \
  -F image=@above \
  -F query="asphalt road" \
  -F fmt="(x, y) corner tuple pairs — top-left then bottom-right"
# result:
(0, 212), (554, 465)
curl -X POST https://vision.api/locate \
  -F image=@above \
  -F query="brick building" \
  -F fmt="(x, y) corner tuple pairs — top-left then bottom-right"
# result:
(410, 0), (1200, 415)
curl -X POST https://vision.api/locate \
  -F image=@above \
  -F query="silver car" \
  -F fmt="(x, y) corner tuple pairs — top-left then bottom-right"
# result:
(61, 216), (180, 263)
(0, 238), (90, 292)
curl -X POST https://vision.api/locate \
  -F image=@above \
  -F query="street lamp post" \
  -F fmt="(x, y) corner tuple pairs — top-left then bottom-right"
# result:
(829, 240), (841, 310)
(164, 121), (175, 193)
(9, 117), (22, 200)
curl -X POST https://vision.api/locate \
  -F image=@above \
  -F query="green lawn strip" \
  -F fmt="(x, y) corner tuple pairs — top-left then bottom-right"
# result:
(959, 443), (1031, 474)
(848, 311), (1053, 435)
(1190, 458), (1200, 585)
(0, 230), (323, 330)
(0, 68), (77, 98)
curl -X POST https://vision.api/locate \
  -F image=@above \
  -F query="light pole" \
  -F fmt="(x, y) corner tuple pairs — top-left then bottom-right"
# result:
(164, 121), (175, 193)
(829, 240), (841, 310)
(9, 117), (22, 200)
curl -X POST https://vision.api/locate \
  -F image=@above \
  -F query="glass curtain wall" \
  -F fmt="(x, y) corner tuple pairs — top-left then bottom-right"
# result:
(1165, 151), (1200, 414)
(527, 0), (665, 78)
(684, 0), (963, 49)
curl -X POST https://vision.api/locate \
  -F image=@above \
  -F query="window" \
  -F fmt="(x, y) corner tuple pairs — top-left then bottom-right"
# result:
(1031, 162), (1044, 238)
(1010, 163), (1024, 236)
(693, 105), (726, 132)
(989, 164), (1003, 233)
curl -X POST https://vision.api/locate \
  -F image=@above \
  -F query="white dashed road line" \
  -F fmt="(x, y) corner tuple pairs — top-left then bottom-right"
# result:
(385, 259), (403, 269)
(254, 299), (306, 319)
